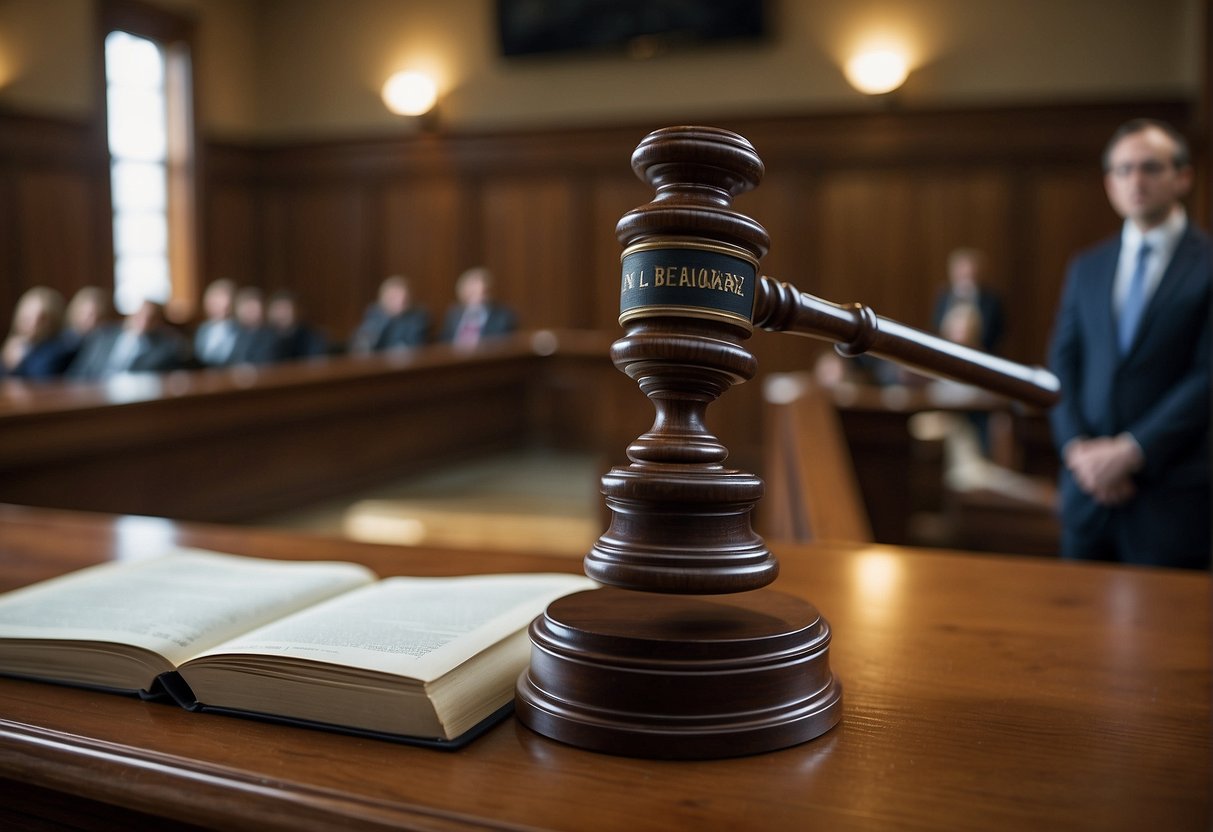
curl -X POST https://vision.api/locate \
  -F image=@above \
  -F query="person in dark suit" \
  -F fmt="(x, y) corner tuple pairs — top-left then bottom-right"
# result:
(226, 286), (282, 366)
(439, 267), (516, 346)
(61, 286), (112, 361)
(931, 248), (1005, 355)
(67, 300), (190, 380)
(349, 275), (430, 354)
(267, 290), (328, 361)
(932, 250), (1006, 449)
(193, 278), (239, 367)
(1, 286), (75, 380)
(1048, 118), (1211, 569)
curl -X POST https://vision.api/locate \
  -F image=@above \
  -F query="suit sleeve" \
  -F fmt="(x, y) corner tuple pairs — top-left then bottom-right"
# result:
(1126, 298), (1210, 480)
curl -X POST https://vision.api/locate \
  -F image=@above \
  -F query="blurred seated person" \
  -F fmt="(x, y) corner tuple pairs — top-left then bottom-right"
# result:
(2, 286), (75, 380)
(912, 294), (1055, 509)
(227, 286), (281, 366)
(931, 247), (1005, 355)
(439, 267), (516, 347)
(267, 290), (327, 360)
(62, 286), (112, 356)
(194, 278), (239, 367)
(68, 300), (189, 380)
(938, 300), (995, 449)
(349, 275), (429, 354)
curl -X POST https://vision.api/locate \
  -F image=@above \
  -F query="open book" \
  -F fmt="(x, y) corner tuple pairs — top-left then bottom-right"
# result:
(0, 548), (596, 747)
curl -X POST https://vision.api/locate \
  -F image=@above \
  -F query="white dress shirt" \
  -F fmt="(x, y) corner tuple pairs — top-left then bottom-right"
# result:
(1112, 206), (1186, 316)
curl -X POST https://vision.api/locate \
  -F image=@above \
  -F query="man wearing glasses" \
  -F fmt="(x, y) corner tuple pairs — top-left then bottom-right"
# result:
(1048, 118), (1211, 569)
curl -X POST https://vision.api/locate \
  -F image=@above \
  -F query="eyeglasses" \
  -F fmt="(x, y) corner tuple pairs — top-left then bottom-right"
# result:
(1107, 160), (1174, 178)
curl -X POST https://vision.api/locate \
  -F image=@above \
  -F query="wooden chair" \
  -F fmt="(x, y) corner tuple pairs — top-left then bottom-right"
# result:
(762, 372), (873, 543)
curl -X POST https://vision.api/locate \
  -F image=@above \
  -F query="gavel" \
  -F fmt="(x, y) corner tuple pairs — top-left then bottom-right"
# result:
(516, 125), (1060, 759)
(592, 124), (1058, 596)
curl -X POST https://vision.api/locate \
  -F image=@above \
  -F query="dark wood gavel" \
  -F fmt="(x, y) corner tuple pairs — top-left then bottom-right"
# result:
(600, 124), (1058, 595)
(754, 276), (1059, 408)
(518, 125), (1059, 758)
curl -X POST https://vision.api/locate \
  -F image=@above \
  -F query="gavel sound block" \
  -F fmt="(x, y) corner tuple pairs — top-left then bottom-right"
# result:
(515, 126), (1060, 759)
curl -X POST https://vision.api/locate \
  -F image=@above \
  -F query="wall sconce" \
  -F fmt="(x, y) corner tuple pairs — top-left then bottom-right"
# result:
(382, 70), (438, 120)
(844, 48), (910, 95)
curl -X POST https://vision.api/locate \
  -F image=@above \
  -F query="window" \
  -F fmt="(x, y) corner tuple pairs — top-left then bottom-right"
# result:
(102, 3), (198, 320)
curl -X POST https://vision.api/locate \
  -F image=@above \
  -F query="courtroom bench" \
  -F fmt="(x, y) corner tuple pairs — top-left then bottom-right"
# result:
(0, 331), (642, 523)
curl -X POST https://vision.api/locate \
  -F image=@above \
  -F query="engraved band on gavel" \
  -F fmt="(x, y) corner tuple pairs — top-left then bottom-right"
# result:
(616, 241), (1058, 409)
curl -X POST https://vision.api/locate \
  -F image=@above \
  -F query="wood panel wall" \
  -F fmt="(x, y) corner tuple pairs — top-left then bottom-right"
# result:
(0, 111), (111, 323)
(0, 100), (1199, 367)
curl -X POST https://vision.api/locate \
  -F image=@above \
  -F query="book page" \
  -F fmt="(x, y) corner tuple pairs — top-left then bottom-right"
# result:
(0, 549), (375, 665)
(192, 573), (597, 682)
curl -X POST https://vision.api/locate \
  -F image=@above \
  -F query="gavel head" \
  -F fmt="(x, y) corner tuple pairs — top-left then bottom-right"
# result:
(585, 126), (779, 595)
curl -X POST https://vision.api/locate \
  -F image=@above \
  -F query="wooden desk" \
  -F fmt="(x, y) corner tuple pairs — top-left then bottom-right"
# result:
(0, 504), (1206, 830)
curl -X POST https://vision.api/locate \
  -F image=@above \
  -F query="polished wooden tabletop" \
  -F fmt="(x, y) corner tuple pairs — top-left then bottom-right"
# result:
(0, 503), (1207, 831)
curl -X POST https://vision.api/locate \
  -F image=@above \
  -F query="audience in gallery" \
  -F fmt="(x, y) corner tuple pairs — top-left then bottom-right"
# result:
(1, 287), (76, 380)
(439, 267), (517, 347)
(67, 299), (190, 380)
(349, 275), (430, 354)
(1, 265), (521, 385)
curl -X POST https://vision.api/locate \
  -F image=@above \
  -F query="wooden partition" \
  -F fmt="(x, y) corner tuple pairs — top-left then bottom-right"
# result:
(0, 333), (642, 523)
(762, 372), (872, 543)
(0, 99), (1200, 367)
(0, 331), (1060, 553)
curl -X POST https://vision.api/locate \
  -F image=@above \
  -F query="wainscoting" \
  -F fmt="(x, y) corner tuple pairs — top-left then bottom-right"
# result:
(1, 99), (1201, 368)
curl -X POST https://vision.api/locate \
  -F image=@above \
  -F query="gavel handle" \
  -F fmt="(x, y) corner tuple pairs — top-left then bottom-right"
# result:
(754, 276), (1060, 408)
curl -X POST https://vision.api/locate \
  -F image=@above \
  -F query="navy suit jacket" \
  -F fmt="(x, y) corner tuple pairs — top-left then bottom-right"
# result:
(67, 324), (190, 380)
(228, 325), (283, 365)
(350, 306), (430, 352)
(1048, 222), (1211, 540)
(4, 335), (75, 380)
(439, 304), (516, 343)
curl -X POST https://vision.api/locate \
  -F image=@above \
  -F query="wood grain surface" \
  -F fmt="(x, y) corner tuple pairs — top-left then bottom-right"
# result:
(0, 504), (1206, 830)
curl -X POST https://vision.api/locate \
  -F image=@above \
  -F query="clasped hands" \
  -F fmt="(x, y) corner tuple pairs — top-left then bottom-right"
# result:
(1064, 434), (1144, 506)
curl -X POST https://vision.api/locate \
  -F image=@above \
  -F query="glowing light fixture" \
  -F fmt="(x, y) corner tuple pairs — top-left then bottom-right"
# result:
(844, 48), (909, 95)
(382, 70), (438, 116)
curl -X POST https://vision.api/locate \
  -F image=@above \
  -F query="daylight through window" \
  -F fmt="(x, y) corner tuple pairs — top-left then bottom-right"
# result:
(104, 23), (196, 319)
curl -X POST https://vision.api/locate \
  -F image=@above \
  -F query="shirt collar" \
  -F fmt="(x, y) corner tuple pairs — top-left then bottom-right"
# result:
(1121, 206), (1186, 257)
